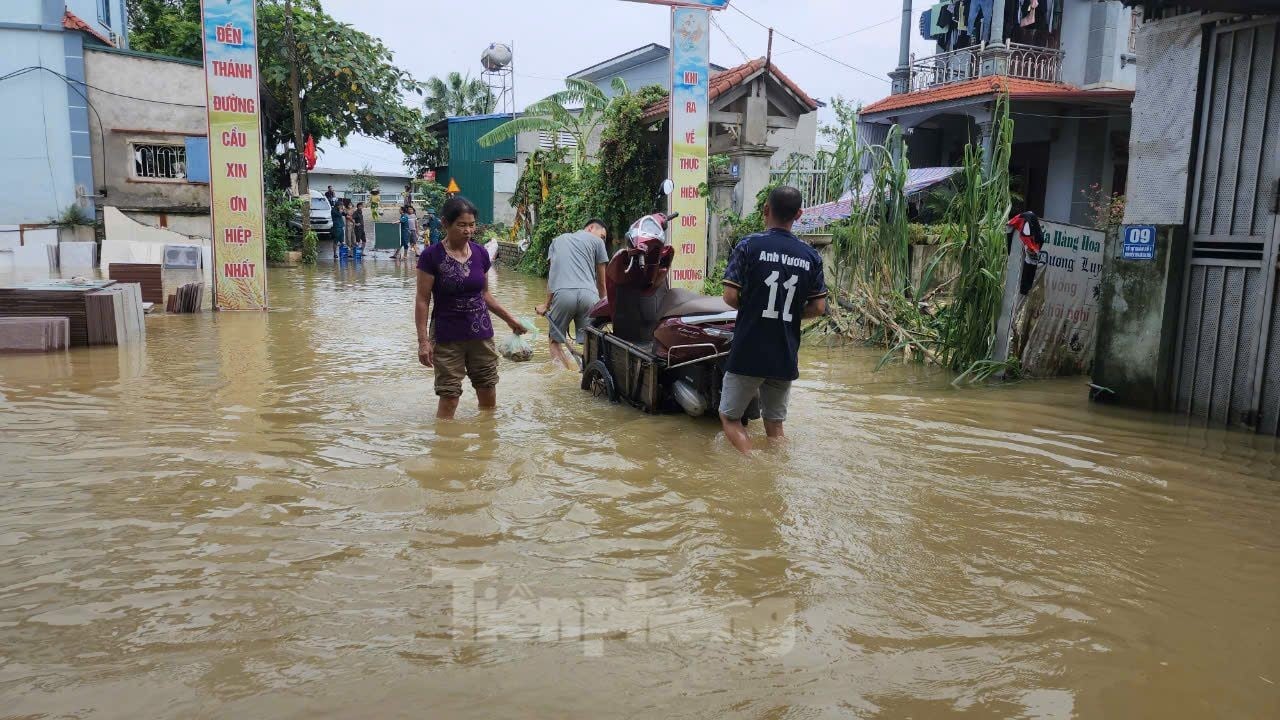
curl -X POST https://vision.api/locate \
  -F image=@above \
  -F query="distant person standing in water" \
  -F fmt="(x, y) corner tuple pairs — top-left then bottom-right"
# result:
(425, 208), (443, 245)
(394, 205), (413, 260)
(330, 195), (346, 258)
(718, 186), (828, 455)
(408, 205), (421, 257)
(416, 196), (527, 420)
(353, 202), (366, 250)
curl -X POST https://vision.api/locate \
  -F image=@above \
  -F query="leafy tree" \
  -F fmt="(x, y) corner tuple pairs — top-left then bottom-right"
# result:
(423, 72), (496, 122)
(478, 78), (628, 167)
(348, 165), (380, 194)
(126, 0), (203, 60)
(411, 179), (448, 213)
(816, 96), (864, 202)
(595, 84), (668, 241)
(125, 0), (437, 186)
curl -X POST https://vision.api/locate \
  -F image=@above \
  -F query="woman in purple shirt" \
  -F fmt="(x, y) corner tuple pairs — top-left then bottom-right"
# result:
(416, 196), (526, 419)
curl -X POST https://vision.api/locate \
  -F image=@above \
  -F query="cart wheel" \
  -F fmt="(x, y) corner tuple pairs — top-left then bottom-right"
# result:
(582, 360), (618, 402)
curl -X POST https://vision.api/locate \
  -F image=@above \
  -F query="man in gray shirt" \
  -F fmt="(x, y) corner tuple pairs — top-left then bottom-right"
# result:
(536, 219), (609, 369)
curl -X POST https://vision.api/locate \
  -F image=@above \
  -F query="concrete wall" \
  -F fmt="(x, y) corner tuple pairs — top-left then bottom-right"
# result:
(1093, 226), (1187, 409)
(84, 47), (209, 214)
(1054, 1), (1137, 90)
(1043, 115), (1121, 227)
(768, 111), (819, 164)
(1091, 13), (1218, 411)
(0, 3), (130, 226)
(0, 26), (77, 225)
(599, 59), (670, 97)
(122, 211), (211, 239)
(309, 170), (413, 197)
(1081, 0), (1136, 89)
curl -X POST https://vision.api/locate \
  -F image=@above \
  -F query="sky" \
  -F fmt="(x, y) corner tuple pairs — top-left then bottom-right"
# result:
(315, 0), (928, 175)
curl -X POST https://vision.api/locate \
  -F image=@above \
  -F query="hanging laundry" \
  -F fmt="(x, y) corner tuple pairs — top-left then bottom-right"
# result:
(929, 3), (949, 37)
(937, 1), (955, 30)
(1021, 0), (1038, 28)
(968, 0), (995, 44)
(920, 8), (933, 41)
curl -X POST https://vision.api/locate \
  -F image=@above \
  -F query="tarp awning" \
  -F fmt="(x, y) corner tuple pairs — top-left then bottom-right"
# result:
(795, 167), (962, 234)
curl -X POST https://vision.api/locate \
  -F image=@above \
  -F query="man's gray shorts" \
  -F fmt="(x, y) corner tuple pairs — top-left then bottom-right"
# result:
(547, 288), (599, 345)
(719, 372), (792, 422)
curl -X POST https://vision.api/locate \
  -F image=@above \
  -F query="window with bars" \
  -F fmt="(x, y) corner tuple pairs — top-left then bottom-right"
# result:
(133, 144), (187, 180)
(538, 130), (578, 151)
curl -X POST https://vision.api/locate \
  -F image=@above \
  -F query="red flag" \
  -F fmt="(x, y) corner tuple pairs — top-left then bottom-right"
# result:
(303, 135), (317, 171)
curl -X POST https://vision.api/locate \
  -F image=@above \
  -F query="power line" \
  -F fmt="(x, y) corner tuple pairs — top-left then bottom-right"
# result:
(1, 65), (205, 107)
(777, 16), (899, 56)
(729, 4), (888, 84)
(711, 14), (752, 63)
(1, 66), (111, 191)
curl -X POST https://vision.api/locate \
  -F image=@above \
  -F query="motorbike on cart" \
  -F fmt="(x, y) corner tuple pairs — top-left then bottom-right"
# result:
(579, 181), (759, 422)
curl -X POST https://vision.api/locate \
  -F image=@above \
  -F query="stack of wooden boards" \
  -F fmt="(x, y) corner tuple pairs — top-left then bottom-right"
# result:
(0, 280), (146, 347)
(0, 280), (110, 346)
(108, 263), (164, 304)
(85, 283), (146, 345)
(0, 317), (69, 352)
(166, 282), (203, 313)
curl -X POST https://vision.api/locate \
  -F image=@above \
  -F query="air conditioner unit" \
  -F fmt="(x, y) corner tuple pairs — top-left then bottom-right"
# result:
(108, 31), (120, 46)
(163, 244), (202, 269)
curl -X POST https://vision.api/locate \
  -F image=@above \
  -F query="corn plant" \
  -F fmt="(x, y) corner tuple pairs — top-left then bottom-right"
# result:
(936, 95), (1014, 374)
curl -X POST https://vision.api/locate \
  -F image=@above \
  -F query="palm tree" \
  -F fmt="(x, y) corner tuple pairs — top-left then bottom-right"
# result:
(423, 72), (496, 121)
(477, 77), (628, 167)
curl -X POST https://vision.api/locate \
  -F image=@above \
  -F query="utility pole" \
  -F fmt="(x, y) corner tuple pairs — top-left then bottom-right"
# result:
(890, 0), (913, 94)
(284, 0), (308, 237)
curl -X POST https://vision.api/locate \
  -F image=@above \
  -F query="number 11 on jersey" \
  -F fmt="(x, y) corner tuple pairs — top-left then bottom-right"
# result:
(762, 271), (799, 322)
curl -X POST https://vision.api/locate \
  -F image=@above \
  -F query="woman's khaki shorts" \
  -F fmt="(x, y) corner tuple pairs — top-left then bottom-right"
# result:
(433, 338), (500, 398)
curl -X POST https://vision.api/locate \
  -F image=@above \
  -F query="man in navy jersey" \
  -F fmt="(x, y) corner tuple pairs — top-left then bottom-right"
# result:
(719, 186), (828, 454)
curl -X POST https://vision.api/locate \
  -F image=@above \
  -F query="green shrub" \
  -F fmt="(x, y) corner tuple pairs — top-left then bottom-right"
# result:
(702, 258), (727, 296)
(301, 230), (318, 265)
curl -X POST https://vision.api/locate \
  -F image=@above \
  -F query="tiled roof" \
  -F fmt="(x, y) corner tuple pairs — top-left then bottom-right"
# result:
(63, 10), (115, 47)
(860, 77), (1109, 116)
(641, 58), (820, 122)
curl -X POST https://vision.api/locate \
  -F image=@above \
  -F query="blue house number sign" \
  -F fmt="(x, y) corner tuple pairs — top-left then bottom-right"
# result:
(1122, 225), (1157, 261)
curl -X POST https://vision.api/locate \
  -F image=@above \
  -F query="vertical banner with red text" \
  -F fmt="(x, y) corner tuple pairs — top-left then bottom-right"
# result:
(668, 7), (710, 291)
(201, 0), (267, 310)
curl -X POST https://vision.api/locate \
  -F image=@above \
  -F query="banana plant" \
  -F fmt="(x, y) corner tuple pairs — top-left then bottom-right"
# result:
(477, 77), (630, 168)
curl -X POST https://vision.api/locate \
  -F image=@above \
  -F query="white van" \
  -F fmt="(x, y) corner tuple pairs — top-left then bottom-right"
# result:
(289, 190), (334, 237)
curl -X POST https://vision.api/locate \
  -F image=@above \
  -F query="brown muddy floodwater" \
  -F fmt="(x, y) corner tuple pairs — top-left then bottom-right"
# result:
(1, 258), (1278, 719)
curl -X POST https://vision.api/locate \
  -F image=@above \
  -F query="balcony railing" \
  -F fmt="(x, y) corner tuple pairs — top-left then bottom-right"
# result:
(909, 46), (980, 91)
(1007, 42), (1065, 83)
(908, 41), (1065, 92)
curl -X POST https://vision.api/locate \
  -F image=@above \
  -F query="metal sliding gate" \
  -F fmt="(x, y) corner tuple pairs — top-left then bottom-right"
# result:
(1175, 18), (1280, 433)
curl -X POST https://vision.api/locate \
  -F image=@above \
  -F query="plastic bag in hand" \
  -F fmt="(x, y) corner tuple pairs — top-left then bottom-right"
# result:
(498, 317), (538, 362)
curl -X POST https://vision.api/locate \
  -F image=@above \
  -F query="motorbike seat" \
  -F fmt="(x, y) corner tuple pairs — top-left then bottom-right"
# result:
(612, 283), (668, 345)
(656, 288), (733, 320)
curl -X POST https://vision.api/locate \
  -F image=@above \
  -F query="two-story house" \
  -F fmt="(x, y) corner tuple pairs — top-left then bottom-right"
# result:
(568, 43), (820, 168)
(860, 0), (1140, 227)
(0, 1), (127, 228)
